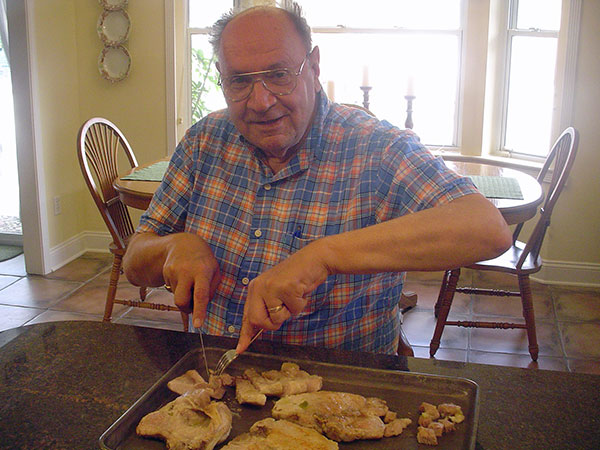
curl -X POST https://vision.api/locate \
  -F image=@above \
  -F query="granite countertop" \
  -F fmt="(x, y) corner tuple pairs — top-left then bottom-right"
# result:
(0, 321), (599, 449)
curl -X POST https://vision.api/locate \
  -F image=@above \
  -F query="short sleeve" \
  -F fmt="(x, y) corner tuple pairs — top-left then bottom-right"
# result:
(374, 131), (479, 222)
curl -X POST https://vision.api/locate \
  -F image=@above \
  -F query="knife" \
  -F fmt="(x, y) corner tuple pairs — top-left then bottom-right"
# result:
(190, 286), (210, 377)
(198, 328), (210, 378)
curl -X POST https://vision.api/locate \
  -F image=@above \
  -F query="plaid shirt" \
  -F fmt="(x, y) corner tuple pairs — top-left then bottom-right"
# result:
(138, 93), (477, 354)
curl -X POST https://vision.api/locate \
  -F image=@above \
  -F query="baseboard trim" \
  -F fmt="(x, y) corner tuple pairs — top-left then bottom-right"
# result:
(48, 231), (111, 272)
(532, 259), (600, 288)
(48, 233), (600, 288)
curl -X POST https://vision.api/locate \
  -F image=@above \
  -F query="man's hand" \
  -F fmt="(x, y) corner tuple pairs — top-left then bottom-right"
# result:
(123, 232), (221, 328)
(236, 240), (330, 354)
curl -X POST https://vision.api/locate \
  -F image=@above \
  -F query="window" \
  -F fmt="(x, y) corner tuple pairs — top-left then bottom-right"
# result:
(502, 0), (562, 157)
(187, 2), (228, 123)
(299, 0), (463, 147)
(179, 0), (576, 162)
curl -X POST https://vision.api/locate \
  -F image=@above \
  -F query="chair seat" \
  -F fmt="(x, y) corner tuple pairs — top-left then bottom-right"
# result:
(466, 240), (542, 274)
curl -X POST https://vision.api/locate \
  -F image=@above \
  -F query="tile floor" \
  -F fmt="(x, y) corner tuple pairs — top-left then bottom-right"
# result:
(0, 252), (599, 375)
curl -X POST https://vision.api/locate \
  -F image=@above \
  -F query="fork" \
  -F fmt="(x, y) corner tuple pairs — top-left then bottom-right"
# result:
(214, 329), (264, 376)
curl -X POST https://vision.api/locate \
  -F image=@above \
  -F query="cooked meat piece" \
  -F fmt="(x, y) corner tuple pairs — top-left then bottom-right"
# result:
(272, 391), (391, 442)
(383, 417), (412, 437)
(437, 403), (462, 417)
(383, 410), (397, 423)
(438, 417), (456, 433)
(136, 389), (232, 450)
(428, 421), (444, 437)
(438, 403), (465, 423)
(167, 370), (232, 400)
(217, 372), (235, 387)
(220, 418), (338, 450)
(417, 426), (438, 446)
(419, 402), (441, 420)
(418, 412), (434, 427)
(363, 396), (388, 417)
(315, 414), (385, 442)
(167, 370), (206, 394)
(235, 377), (267, 406)
(244, 368), (284, 396)
(244, 362), (322, 397)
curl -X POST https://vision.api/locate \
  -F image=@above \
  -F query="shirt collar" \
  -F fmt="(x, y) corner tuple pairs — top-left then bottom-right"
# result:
(305, 90), (330, 162)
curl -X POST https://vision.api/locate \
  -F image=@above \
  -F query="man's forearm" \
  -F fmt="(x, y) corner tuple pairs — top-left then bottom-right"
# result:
(318, 194), (512, 275)
(122, 232), (171, 287)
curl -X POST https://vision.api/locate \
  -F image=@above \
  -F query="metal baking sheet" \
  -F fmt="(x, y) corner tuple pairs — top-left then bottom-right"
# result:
(99, 348), (479, 449)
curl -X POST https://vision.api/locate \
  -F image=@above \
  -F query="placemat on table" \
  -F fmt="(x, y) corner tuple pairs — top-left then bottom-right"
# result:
(468, 175), (524, 200)
(121, 160), (168, 181)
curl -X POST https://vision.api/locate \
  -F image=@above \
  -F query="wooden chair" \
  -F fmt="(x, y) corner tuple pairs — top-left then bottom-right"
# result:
(430, 127), (579, 361)
(77, 117), (189, 330)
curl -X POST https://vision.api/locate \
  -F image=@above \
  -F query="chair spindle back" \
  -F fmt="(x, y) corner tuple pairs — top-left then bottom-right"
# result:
(515, 127), (579, 269)
(77, 118), (139, 249)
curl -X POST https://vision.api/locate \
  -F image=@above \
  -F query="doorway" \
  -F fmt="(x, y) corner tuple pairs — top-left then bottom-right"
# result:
(0, 40), (22, 246)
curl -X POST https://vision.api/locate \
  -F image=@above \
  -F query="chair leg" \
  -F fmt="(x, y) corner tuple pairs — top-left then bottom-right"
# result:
(434, 270), (451, 318)
(103, 254), (122, 322)
(139, 286), (147, 301)
(518, 274), (539, 361)
(430, 268), (460, 357)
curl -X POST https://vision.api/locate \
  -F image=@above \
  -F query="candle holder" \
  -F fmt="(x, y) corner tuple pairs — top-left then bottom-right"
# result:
(404, 95), (415, 129)
(360, 86), (372, 110)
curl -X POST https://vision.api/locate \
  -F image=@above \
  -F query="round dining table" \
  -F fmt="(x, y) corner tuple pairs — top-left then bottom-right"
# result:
(443, 160), (543, 225)
(114, 158), (544, 226)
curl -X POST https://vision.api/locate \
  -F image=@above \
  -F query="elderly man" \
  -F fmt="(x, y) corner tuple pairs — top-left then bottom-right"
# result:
(123, 2), (511, 355)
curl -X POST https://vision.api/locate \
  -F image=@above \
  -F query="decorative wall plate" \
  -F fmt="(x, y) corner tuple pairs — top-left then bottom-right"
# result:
(97, 9), (131, 46)
(98, 0), (128, 11)
(98, 45), (131, 83)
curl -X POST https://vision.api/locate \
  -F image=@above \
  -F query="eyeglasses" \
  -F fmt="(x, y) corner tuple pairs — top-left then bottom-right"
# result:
(219, 55), (309, 102)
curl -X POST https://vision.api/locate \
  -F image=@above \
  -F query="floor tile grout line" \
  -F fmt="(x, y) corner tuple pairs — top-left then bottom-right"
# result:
(0, 275), (24, 291)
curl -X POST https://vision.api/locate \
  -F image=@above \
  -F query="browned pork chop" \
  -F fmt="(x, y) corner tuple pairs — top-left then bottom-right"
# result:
(272, 391), (409, 442)
(136, 389), (232, 450)
(220, 418), (338, 450)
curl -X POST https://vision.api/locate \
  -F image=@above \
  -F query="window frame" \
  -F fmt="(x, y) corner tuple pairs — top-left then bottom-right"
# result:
(499, 0), (561, 159)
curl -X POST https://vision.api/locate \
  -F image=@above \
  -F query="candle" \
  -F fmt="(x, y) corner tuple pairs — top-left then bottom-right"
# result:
(326, 80), (335, 101)
(362, 66), (370, 87)
(406, 75), (415, 96)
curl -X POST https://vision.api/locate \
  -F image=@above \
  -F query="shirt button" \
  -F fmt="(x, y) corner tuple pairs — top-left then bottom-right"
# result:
(241, 277), (250, 285)
(263, 183), (272, 191)
(227, 325), (236, 333)
(254, 229), (262, 238)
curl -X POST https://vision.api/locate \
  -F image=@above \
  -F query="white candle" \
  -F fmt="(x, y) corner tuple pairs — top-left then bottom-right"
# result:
(326, 81), (335, 101)
(362, 66), (370, 87)
(406, 75), (415, 96)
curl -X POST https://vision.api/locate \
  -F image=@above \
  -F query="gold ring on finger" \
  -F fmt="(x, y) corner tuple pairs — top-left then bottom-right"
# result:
(164, 284), (172, 293)
(267, 304), (285, 314)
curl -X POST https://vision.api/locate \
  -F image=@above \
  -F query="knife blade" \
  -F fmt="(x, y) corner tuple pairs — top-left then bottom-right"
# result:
(198, 328), (210, 378)
(190, 286), (210, 377)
